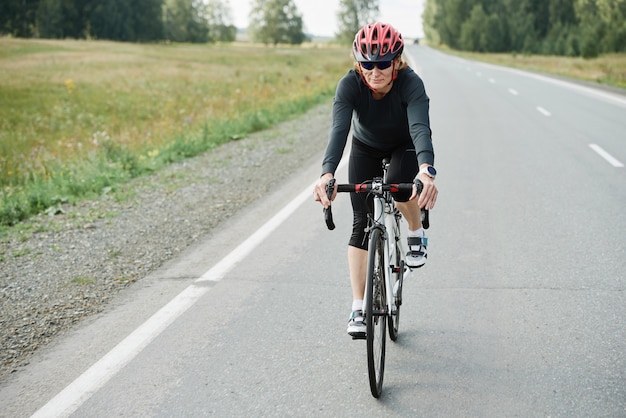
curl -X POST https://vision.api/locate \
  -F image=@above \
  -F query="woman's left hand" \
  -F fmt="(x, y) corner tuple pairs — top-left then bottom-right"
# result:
(411, 173), (438, 210)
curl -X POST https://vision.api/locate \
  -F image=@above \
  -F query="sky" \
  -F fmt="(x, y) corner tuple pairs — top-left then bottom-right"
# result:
(228, 0), (426, 39)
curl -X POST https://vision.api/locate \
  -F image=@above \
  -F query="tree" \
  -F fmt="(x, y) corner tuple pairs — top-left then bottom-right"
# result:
(206, 0), (236, 42)
(61, 0), (85, 38)
(459, 3), (485, 51)
(88, 0), (134, 41)
(131, 0), (164, 41)
(32, 0), (86, 39)
(163, 0), (209, 42)
(3, 0), (165, 41)
(422, 0), (440, 44)
(578, 0), (626, 54)
(499, 0), (537, 53)
(335, 0), (379, 45)
(423, 0), (626, 56)
(458, 3), (505, 52)
(248, 0), (305, 45)
(36, 0), (64, 38)
(0, 0), (39, 37)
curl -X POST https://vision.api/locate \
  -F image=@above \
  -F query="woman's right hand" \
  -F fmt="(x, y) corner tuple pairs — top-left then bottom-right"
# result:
(313, 173), (335, 208)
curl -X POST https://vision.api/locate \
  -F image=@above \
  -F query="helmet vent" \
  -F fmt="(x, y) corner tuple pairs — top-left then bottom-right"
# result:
(353, 22), (404, 62)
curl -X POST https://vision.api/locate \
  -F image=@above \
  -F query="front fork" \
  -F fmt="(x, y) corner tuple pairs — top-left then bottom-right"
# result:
(385, 211), (404, 315)
(363, 198), (401, 319)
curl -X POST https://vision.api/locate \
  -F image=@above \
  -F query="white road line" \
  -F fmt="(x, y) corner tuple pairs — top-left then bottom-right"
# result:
(589, 144), (625, 167)
(31, 285), (209, 418)
(473, 59), (626, 108)
(196, 183), (314, 282)
(31, 155), (349, 417)
(508, 88), (518, 95)
(537, 106), (551, 116)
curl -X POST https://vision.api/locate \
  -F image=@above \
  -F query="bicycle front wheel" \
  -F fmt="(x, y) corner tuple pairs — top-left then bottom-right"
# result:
(366, 227), (387, 398)
(388, 237), (403, 341)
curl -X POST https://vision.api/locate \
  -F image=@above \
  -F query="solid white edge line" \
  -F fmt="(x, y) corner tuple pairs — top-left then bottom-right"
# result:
(197, 180), (316, 282)
(31, 155), (349, 417)
(472, 59), (626, 108)
(197, 153), (348, 283)
(589, 144), (625, 167)
(428, 46), (626, 108)
(30, 285), (209, 418)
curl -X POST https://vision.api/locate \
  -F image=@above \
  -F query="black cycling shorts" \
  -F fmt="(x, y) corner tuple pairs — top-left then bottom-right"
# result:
(348, 138), (418, 250)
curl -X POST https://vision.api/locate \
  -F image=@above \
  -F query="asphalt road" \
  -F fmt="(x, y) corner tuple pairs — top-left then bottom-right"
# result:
(2, 45), (625, 417)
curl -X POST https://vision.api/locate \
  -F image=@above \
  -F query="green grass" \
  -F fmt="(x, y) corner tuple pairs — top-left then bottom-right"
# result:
(0, 38), (352, 227)
(70, 277), (96, 285)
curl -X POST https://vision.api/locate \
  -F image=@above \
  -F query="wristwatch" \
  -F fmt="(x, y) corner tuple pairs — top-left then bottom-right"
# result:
(419, 166), (437, 180)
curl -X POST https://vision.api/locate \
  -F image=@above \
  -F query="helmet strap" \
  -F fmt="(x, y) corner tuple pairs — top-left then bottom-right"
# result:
(359, 71), (374, 91)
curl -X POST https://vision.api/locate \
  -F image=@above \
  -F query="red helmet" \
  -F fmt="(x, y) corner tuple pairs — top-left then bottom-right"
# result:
(353, 22), (404, 62)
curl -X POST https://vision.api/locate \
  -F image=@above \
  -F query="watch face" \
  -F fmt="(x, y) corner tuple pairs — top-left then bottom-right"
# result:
(427, 166), (437, 176)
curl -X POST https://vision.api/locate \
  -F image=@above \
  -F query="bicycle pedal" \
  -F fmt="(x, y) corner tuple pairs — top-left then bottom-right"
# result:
(407, 264), (425, 270)
(351, 333), (366, 340)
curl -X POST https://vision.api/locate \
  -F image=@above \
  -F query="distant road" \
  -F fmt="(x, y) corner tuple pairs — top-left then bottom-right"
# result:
(2, 45), (624, 417)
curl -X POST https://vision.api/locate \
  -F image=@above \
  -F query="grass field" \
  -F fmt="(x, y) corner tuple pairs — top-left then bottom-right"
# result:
(2, 38), (625, 228)
(0, 38), (353, 227)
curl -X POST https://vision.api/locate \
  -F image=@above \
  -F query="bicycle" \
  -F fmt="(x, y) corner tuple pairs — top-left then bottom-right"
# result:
(323, 159), (429, 398)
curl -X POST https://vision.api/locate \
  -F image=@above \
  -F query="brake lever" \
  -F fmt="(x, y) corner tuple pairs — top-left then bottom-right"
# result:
(414, 178), (430, 230)
(323, 178), (336, 230)
(421, 208), (430, 230)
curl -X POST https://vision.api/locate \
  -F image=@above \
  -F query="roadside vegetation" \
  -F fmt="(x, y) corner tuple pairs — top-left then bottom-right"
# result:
(433, 45), (626, 89)
(422, 0), (626, 89)
(2, 36), (624, 231)
(423, 0), (626, 59)
(0, 38), (352, 228)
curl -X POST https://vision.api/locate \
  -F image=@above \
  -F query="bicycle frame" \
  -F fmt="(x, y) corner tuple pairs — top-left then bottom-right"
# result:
(322, 162), (427, 398)
(362, 176), (405, 323)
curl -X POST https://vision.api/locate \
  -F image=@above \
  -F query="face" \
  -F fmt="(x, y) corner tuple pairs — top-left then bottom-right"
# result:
(359, 60), (395, 92)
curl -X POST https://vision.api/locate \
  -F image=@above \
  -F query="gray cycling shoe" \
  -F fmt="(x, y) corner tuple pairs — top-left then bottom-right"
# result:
(347, 310), (366, 339)
(406, 236), (427, 268)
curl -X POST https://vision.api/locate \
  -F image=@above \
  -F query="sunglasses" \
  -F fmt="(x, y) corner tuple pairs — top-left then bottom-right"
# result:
(360, 61), (393, 71)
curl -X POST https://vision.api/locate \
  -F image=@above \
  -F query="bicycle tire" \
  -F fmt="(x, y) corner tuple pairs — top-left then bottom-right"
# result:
(366, 227), (387, 398)
(388, 234), (403, 341)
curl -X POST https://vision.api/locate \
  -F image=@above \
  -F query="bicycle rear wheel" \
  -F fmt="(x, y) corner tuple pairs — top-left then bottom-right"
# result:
(366, 228), (387, 398)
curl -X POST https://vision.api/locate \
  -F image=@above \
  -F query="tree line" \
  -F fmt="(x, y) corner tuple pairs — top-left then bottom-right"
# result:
(1, 0), (380, 45)
(423, 0), (626, 58)
(0, 0), (235, 42)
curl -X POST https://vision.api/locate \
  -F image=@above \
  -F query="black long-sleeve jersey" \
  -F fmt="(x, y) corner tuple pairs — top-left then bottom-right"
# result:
(321, 67), (435, 176)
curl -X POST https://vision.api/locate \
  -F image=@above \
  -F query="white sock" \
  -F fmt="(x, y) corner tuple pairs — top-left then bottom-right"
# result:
(352, 299), (363, 312)
(408, 228), (424, 238)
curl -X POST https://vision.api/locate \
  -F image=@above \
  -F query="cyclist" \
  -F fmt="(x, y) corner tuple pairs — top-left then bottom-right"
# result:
(313, 22), (438, 337)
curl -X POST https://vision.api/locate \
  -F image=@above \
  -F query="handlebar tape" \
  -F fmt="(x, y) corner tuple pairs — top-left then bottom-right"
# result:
(323, 179), (430, 230)
(324, 178), (336, 230)
(414, 178), (430, 230)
